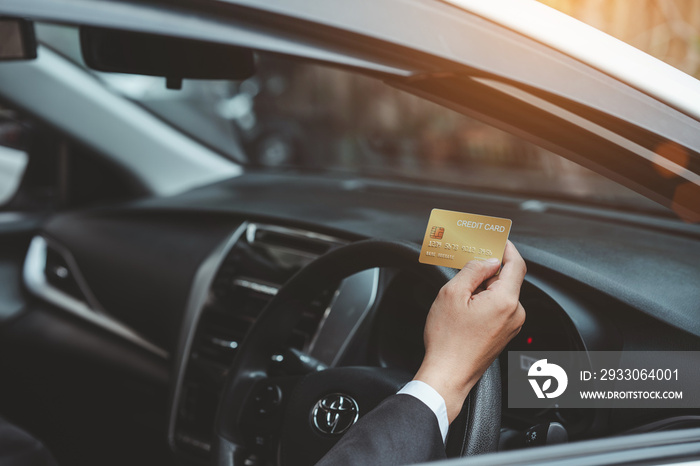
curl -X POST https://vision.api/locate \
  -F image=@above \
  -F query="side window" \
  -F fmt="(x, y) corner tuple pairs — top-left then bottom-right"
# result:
(0, 101), (145, 213)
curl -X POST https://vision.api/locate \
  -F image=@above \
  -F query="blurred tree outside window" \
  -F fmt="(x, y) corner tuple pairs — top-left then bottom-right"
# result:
(539, 0), (700, 80)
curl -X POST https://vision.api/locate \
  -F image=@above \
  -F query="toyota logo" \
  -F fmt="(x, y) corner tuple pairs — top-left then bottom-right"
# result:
(311, 394), (359, 435)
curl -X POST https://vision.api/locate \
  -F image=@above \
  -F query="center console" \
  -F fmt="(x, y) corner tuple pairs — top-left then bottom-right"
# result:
(168, 222), (377, 463)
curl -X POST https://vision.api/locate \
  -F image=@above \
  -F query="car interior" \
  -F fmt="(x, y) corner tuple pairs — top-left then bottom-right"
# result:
(0, 2), (699, 466)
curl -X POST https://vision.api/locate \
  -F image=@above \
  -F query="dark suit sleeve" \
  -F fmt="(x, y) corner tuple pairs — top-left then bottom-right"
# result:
(315, 394), (446, 466)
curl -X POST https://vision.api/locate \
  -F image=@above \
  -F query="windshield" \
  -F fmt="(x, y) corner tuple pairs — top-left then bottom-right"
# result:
(37, 23), (667, 214)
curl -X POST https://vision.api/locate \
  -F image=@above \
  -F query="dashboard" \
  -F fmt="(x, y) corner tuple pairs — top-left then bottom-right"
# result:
(18, 171), (700, 465)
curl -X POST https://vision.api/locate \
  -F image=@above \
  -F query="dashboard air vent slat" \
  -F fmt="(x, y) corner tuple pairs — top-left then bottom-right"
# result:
(44, 246), (87, 302)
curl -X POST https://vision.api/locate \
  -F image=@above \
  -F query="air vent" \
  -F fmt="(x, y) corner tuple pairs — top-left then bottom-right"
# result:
(44, 245), (88, 302)
(23, 236), (168, 358)
(172, 224), (346, 460)
(247, 223), (344, 258)
(192, 309), (251, 367)
(251, 229), (330, 256)
(288, 288), (336, 350)
(174, 279), (278, 457)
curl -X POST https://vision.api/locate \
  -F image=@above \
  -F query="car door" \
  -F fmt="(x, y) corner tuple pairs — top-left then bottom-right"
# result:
(0, 98), (173, 466)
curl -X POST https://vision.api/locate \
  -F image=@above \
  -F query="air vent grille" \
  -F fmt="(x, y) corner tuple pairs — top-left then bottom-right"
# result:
(252, 228), (332, 256)
(248, 224), (344, 257)
(173, 224), (345, 459)
(192, 310), (249, 367)
(24, 236), (169, 359)
(44, 245), (88, 303)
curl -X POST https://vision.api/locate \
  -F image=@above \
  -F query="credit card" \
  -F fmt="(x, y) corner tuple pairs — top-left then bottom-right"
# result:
(419, 209), (512, 269)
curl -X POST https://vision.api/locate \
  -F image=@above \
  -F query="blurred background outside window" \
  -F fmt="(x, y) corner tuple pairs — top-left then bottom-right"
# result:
(540, 0), (700, 80)
(32, 2), (700, 214)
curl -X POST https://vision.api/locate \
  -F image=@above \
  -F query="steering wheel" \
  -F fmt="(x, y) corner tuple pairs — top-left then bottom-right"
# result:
(213, 239), (501, 465)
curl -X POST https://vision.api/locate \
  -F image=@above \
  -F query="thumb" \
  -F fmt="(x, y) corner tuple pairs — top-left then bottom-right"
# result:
(452, 258), (501, 296)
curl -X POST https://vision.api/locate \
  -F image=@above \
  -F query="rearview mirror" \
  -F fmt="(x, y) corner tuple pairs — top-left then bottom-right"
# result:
(0, 18), (37, 61)
(80, 27), (255, 89)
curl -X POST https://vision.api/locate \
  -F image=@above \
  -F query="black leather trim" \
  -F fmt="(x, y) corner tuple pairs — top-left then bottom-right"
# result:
(445, 360), (501, 457)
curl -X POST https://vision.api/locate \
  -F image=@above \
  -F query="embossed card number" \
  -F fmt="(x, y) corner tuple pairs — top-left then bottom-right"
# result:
(419, 209), (512, 269)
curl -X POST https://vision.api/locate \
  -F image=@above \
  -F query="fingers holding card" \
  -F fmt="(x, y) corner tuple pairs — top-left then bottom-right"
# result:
(419, 209), (512, 270)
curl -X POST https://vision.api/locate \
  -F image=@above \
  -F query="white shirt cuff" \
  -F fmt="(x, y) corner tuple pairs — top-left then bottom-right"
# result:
(397, 380), (449, 443)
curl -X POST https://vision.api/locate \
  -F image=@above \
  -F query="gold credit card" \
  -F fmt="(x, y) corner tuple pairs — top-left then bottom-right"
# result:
(419, 209), (512, 269)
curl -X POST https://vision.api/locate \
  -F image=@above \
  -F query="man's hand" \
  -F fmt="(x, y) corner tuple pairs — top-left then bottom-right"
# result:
(414, 241), (527, 423)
